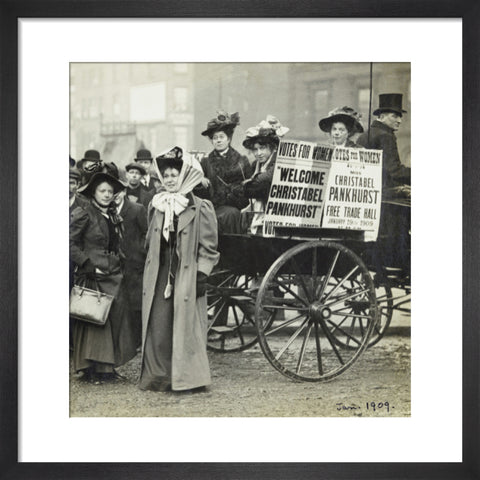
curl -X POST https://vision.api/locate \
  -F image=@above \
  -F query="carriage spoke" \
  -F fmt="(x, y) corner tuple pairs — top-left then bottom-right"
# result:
(265, 312), (308, 336)
(296, 323), (313, 374)
(288, 257), (313, 303)
(325, 287), (369, 308)
(313, 320), (323, 375)
(318, 318), (345, 365)
(206, 296), (223, 309)
(324, 266), (360, 302)
(317, 250), (340, 300)
(231, 305), (246, 345)
(274, 317), (310, 361)
(327, 318), (363, 347)
(273, 277), (309, 306)
(208, 302), (228, 327)
(311, 248), (318, 298)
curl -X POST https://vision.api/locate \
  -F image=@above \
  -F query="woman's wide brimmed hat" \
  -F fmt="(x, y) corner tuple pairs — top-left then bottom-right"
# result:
(373, 93), (407, 116)
(242, 115), (289, 150)
(319, 106), (364, 134)
(77, 172), (125, 197)
(201, 111), (240, 137)
(155, 146), (184, 172)
(134, 149), (153, 162)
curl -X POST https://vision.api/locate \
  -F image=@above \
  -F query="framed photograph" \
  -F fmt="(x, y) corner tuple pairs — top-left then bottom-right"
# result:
(1, 1), (477, 479)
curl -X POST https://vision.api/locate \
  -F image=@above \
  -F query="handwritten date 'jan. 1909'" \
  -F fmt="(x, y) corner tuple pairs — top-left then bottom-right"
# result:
(336, 401), (394, 413)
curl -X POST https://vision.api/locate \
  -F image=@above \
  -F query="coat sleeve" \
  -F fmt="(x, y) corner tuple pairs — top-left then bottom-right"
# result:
(243, 162), (274, 199)
(69, 206), (90, 267)
(377, 133), (411, 186)
(197, 200), (220, 276)
(136, 203), (148, 236)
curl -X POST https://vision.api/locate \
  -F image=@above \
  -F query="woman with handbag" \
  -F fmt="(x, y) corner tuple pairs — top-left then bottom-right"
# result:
(70, 172), (137, 384)
(139, 146), (220, 392)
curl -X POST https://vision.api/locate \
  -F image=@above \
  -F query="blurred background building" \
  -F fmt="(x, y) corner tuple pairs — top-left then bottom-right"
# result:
(70, 62), (410, 173)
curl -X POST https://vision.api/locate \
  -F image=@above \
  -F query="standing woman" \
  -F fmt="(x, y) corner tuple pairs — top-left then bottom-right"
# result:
(318, 106), (364, 147)
(196, 111), (252, 233)
(139, 147), (220, 392)
(70, 172), (137, 383)
(240, 115), (289, 235)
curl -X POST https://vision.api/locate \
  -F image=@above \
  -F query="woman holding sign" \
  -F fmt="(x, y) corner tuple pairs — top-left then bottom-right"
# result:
(318, 106), (364, 148)
(239, 115), (289, 235)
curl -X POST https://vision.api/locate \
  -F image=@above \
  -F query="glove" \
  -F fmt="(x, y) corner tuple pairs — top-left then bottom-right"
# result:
(196, 272), (208, 298)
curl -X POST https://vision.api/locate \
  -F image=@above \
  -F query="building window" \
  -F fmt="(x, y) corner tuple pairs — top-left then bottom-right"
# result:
(173, 87), (188, 112)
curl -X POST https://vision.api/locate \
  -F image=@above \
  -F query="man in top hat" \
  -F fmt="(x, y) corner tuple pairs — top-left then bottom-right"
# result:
(77, 149), (119, 186)
(357, 93), (411, 190)
(124, 162), (155, 209)
(134, 149), (161, 193)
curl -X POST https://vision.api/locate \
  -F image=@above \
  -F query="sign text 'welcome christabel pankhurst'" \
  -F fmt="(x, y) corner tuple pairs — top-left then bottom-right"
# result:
(263, 139), (382, 241)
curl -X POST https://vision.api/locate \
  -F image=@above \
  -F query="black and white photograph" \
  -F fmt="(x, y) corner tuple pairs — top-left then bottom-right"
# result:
(11, 15), (469, 474)
(68, 62), (411, 417)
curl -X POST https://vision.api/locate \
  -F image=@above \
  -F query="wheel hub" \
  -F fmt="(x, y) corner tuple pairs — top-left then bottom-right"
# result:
(309, 301), (331, 322)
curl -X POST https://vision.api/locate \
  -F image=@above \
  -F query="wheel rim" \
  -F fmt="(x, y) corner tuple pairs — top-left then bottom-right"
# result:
(206, 271), (259, 353)
(255, 241), (379, 382)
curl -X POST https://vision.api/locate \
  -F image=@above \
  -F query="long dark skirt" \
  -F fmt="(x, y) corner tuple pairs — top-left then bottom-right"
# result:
(73, 272), (137, 373)
(216, 205), (244, 234)
(139, 245), (178, 391)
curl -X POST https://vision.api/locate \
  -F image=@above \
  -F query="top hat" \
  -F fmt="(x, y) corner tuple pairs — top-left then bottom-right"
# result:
(125, 162), (147, 175)
(373, 93), (407, 116)
(201, 111), (240, 137)
(155, 146), (184, 173)
(319, 106), (364, 134)
(134, 149), (153, 162)
(77, 172), (125, 198)
(242, 115), (289, 150)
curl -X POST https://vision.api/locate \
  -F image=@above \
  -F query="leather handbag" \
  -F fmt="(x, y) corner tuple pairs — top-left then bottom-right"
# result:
(69, 278), (114, 326)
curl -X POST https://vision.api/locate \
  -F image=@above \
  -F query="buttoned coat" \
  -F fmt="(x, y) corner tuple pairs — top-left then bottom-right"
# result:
(357, 120), (410, 188)
(141, 195), (219, 390)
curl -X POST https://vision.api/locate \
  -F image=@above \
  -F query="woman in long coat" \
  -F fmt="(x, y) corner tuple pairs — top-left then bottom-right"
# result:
(139, 147), (220, 392)
(70, 172), (137, 383)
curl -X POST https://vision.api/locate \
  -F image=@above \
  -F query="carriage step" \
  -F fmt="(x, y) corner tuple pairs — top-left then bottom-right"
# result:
(210, 326), (235, 334)
(230, 295), (254, 302)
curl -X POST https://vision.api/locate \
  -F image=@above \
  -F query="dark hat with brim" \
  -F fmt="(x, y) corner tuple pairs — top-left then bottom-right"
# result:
(319, 107), (364, 134)
(373, 93), (407, 116)
(69, 156), (75, 167)
(201, 111), (240, 137)
(77, 172), (125, 198)
(155, 146), (184, 173)
(77, 149), (102, 169)
(134, 149), (153, 162)
(125, 162), (147, 175)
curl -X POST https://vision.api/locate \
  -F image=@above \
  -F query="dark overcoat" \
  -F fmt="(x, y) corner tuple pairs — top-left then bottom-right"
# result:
(70, 202), (137, 370)
(141, 195), (220, 390)
(357, 120), (410, 188)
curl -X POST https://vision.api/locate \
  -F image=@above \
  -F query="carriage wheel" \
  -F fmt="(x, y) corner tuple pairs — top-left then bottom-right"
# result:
(206, 270), (259, 353)
(326, 275), (393, 349)
(255, 241), (379, 382)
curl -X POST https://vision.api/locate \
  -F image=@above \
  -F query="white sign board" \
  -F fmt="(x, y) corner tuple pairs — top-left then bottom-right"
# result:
(321, 146), (382, 240)
(263, 140), (332, 235)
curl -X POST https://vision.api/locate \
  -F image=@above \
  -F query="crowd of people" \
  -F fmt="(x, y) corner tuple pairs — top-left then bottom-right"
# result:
(69, 93), (411, 392)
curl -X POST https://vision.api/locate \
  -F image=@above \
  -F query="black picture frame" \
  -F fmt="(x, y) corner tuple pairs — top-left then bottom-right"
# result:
(1, 1), (478, 479)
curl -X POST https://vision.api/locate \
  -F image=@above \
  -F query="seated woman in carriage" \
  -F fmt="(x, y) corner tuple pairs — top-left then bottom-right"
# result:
(194, 111), (252, 234)
(318, 106), (364, 148)
(237, 115), (289, 235)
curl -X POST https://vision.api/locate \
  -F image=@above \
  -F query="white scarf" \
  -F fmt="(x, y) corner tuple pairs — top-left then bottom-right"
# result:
(152, 192), (189, 240)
